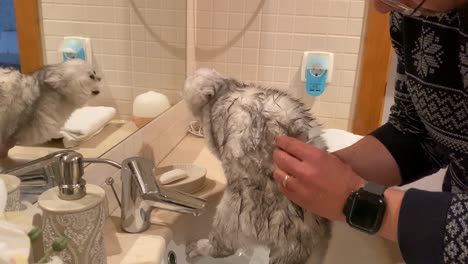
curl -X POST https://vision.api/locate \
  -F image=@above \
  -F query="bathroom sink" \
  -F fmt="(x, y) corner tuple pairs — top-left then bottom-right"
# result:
(153, 145), (402, 264)
(160, 189), (403, 264)
(104, 133), (404, 264)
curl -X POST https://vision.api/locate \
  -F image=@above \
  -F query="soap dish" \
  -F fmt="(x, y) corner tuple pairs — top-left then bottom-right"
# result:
(155, 165), (207, 194)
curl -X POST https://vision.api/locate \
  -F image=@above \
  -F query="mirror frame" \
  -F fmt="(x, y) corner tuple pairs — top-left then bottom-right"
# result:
(352, 1), (392, 135)
(13, 0), (43, 74)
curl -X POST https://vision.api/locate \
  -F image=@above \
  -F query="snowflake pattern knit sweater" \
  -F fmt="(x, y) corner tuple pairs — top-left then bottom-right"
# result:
(370, 10), (468, 264)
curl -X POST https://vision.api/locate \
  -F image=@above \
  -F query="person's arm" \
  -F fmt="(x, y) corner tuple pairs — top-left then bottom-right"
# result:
(274, 135), (465, 263)
(356, 187), (462, 264)
(376, 188), (404, 241)
(335, 11), (450, 186)
(333, 135), (401, 186)
(333, 120), (451, 187)
(340, 130), (465, 263)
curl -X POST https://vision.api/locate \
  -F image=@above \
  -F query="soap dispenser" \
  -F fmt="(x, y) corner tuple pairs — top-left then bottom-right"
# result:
(38, 152), (107, 264)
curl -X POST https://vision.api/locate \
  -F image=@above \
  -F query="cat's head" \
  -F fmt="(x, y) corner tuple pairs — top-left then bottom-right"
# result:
(34, 59), (101, 106)
(183, 68), (226, 118)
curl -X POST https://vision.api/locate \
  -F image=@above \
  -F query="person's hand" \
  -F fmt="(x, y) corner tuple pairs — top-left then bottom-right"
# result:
(273, 135), (366, 221)
(374, 0), (468, 14)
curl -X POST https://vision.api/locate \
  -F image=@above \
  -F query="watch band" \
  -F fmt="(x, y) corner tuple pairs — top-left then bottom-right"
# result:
(363, 182), (387, 195)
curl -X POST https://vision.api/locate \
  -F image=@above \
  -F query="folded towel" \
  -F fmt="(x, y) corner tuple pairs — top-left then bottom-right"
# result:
(60, 106), (116, 148)
(322, 128), (363, 152)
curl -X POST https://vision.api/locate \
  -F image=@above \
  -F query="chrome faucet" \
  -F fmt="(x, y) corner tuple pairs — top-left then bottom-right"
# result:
(120, 157), (206, 233)
(5, 150), (206, 233)
(4, 150), (78, 201)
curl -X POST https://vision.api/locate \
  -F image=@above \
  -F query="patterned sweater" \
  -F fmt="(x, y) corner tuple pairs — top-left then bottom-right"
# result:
(370, 10), (468, 264)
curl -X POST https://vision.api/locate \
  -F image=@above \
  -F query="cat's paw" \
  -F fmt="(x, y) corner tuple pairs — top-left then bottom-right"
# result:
(186, 239), (212, 259)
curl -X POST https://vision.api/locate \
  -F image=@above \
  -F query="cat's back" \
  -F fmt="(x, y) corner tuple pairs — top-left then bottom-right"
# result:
(0, 68), (22, 94)
(213, 85), (312, 125)
(0, 67), (39, 102)
(0, 67), (41, 141)
(209, 84), (321, 164)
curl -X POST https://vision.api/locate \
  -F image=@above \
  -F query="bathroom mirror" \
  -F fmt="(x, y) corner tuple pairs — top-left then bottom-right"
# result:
(2, 0), (395, 208)
(0, 0), (188, 172)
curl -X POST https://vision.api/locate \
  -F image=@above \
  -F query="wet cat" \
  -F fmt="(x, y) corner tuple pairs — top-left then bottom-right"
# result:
(183, 68), (331, 264)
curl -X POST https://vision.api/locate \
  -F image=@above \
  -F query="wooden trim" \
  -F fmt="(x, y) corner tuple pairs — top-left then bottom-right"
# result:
(352, 2), (392, 135)
(14, 0), (43, 74)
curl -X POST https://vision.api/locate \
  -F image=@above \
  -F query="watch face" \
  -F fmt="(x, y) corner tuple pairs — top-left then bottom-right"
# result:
(349, 192), (385, 233)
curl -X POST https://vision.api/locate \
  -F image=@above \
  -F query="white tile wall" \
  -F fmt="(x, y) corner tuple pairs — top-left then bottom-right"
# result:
(40, 0), (367, 129)
(39, 0), (188, 120)
(188, 0), (367, 130)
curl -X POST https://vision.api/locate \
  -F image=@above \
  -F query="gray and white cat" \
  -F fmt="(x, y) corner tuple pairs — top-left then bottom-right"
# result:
(183, 68), (331, 264)
(0, 59), (101, 157)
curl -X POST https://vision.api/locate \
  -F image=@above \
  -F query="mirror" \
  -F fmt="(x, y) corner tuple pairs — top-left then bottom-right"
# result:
(0, 0), (188, 171)
(2, 0), (371, 206)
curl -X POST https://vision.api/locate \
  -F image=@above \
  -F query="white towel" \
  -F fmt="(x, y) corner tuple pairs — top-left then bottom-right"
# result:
(60, 106), (116, 148)
(322, 128), (364, 152)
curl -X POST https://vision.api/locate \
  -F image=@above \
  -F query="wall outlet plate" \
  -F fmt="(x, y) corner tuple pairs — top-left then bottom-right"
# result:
(60, 36), (93, 64)
(301, 51), (334, 83)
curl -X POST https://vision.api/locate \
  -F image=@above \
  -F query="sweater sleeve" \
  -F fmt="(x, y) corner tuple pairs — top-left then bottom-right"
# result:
(370, 14), (451, 184)
(370, 64), (451, 184)
(398, 189), (468, 264)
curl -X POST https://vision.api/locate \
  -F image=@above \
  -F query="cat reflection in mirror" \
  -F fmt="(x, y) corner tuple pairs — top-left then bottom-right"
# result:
(183, 68), (331, 264)
(0, 59), (101, 158)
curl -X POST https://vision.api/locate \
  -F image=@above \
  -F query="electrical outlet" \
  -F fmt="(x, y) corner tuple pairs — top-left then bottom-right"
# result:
(60, 37), (93, 64)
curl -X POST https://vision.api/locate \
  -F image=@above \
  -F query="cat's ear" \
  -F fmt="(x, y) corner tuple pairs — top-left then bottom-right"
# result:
(44, 72), (63, 89)
(39, 65), (65, 90)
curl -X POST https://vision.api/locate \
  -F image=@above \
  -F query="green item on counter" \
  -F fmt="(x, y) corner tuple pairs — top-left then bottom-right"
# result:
(27, 227), (42, 241)
(37, 237), (68, 263)
(51, 237), (68, 252)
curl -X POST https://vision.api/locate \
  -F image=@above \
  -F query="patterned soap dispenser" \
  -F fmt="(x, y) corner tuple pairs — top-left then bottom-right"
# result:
(38, 152), (107, 264)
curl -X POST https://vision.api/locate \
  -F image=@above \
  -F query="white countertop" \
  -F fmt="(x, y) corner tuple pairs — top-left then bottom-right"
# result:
(1, 120), (138, 171)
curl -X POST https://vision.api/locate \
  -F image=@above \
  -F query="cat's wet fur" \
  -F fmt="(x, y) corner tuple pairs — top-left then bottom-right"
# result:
(183, 68), (331, 264)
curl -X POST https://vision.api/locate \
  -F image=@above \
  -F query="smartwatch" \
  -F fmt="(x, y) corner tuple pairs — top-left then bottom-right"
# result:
(342, 182), (387, 234)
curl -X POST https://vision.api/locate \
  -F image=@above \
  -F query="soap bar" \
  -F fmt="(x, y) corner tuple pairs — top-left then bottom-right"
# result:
(159, 169), (188, 185)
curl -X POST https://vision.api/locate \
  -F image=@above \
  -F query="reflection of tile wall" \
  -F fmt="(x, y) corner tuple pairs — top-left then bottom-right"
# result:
(188, 0), (366, 130)
(40, 0), (187, 120)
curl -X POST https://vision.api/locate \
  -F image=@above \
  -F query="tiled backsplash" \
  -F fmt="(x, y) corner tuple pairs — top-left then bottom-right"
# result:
(40, 0), (187, 120)
(188, 0), (366, 130)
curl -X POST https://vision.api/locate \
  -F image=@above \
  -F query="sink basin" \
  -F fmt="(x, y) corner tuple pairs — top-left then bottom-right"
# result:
(160, 192), (403, 264)
(154, 131), (409, 264)
(154, 189), (264, 264)
(104, 134), (405, 264)
(153, 143), (403, 264)
(160, 190), (272, 264)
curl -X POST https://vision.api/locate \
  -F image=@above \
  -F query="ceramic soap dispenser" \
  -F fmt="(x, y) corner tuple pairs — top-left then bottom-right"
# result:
(38, 152), (107, 264)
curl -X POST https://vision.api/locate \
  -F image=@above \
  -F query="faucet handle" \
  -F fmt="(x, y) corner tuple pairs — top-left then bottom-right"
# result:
(121, 157), (160, 195)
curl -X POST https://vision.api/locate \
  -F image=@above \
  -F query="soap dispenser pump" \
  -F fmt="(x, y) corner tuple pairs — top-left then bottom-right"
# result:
(38, 152), (107, 264)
